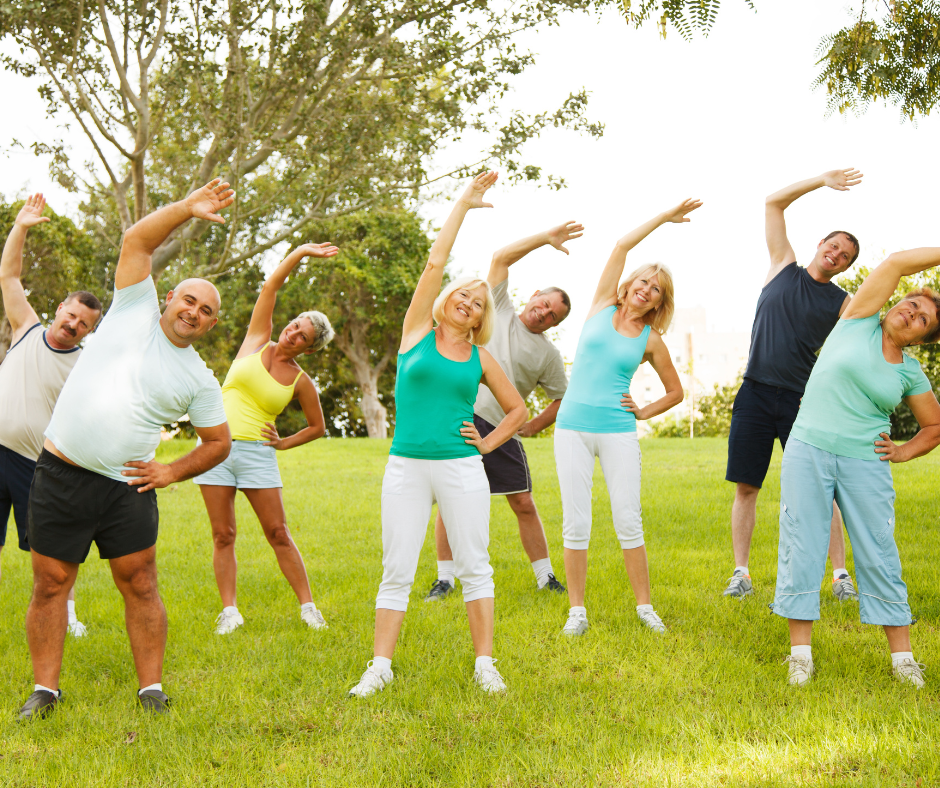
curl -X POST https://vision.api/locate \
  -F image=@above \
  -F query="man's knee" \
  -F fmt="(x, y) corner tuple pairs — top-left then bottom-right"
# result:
(507, 492), (537, 518)
(30, 556), (76, 602)
(735, 482), (760, 501)
(113, 556), (159, 601)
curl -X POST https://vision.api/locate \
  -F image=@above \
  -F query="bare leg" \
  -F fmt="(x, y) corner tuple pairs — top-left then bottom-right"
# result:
(26, 552), (79, 688)
(465, 598), (494, 657)
(200, 485), (239, 608)
(731, 483), (760, 567)
(884, 625), (911, 653)
(435, 512), (454, 562)
(788, 618), (813, 647)
(564, 548), (588, 607)
(243, 487), (313, 605)
(506, 492), (550, 563)
(827, 501), (846, 570)
(622, 545), (652, 606)
(374, 608), (407, 659)
(109, 547), (166, 688)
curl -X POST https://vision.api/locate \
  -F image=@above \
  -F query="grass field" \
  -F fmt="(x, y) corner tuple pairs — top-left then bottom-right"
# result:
(1, 437), (939, 787)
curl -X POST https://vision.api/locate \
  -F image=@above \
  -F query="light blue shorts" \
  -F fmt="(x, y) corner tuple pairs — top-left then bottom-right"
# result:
(193, 440), (282, 489)
(773, 438), (911, 627)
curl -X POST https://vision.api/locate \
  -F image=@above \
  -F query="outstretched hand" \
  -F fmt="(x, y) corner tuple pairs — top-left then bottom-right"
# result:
(662, 198), (703, 224)
(547, 221), (584, 255)
(15, 194), (51, 229)
(295, 242), (339, 259)
(822, 168), (863, 192)
(458, 171), (498, 210)
(185, 178), (236, 224)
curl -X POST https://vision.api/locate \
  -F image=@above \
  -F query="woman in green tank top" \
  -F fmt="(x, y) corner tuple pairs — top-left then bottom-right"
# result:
(348, 172), (528, 698)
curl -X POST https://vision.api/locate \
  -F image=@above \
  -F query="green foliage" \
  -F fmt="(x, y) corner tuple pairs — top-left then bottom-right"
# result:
(618, 0), (755, 39)
(649, 374), (742, 438)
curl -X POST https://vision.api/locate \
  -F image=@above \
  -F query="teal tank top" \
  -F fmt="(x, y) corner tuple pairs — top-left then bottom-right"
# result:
(556, 306), (651, 434)
(390, 331), (483, 459)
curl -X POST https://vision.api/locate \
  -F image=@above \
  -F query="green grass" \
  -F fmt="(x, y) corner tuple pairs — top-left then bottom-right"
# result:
(1, 437), (939, 787)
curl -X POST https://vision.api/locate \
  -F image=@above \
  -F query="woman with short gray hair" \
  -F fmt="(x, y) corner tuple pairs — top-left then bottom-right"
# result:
(194, 242), (338, 635)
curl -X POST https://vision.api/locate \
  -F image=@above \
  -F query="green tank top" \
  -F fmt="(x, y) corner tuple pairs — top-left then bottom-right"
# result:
(390, 331), (483, 460)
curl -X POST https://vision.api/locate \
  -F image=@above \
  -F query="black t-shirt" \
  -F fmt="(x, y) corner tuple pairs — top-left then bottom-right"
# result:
(743, 262), (847, 395)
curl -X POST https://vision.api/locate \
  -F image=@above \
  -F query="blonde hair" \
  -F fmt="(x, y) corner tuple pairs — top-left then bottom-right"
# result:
(292, 310), (335, 353)
(432, 277), (495, 346)
(616, 263), (675, 335)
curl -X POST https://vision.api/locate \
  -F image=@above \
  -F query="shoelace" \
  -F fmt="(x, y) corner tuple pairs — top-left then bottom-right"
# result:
(639, 610), (665, 631)
(727, 575), (747, 589)
(834, 577), (857, 595)
(783, 655), (812, 674)
(895, 659), (926, 680)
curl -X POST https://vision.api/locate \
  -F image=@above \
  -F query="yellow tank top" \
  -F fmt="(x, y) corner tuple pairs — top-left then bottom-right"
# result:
(222, 343), (303, 440)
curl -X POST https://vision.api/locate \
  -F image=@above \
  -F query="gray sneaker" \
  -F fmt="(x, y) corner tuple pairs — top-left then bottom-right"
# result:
(723, 570), (753, 598)
(832, 574), (859, 602)
(562, 611), (589, 636)
(424, 579), (454, 602)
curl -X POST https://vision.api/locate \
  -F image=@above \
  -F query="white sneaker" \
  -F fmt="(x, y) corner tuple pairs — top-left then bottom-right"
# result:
(68, 618), (88, 637)
(474, 663), (507, 693)
(300, 604), (327, 630)
(562, 611), (589, 636)
(348, 661), (393, 697)
(893, 658), (926, 688)
(215, 608), (244, 635)
(637, 608), (666, 633)
(785, 654), (814, 686)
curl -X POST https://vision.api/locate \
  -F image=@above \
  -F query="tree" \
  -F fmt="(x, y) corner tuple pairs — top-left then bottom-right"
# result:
(0, 0), (604, 285)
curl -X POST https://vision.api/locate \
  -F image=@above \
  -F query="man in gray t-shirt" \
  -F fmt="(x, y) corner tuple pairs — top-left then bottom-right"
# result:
(426, 221), (582, 599)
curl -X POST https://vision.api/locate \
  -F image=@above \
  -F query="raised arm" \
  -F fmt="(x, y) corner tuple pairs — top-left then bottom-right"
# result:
(487, 221), (583, 288)
(842, 249), (940, 321)
(116, 179), (235, 290)
(400, 171), (497, 353)
(765, 168), (862, 277)
(238, 242), (338, 357)
(1, 194), (48, 340)
(589, 199), (702, 319)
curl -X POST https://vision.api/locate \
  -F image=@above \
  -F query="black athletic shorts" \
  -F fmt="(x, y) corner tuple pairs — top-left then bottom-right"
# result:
(0, 443), (37, 551)
(726, 378), (802, 489)
(475, 415), (533, 495)
(28, 449), (159, 563)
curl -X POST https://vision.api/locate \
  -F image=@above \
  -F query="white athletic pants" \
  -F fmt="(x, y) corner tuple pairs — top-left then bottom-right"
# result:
(554, 429), (644, 550)
(376, 455), (494, 611)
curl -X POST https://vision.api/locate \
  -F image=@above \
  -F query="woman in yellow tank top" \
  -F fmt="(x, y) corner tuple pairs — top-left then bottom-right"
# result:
(194, 242), (338, 635)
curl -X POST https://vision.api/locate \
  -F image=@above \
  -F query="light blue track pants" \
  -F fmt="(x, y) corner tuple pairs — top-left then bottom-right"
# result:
(773, 438), (912, 626)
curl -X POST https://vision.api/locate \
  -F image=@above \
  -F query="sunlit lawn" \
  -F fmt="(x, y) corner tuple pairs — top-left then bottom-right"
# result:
(1, 437), (938, 786)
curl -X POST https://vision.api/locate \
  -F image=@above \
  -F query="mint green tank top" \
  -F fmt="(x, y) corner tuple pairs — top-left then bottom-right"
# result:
(390, 331), (483, 460)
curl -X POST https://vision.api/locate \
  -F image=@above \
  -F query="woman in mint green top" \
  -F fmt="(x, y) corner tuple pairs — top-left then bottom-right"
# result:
(348, 172), (527, 699)
(774, 247), (940, 689)
(554, 199), (700, 640)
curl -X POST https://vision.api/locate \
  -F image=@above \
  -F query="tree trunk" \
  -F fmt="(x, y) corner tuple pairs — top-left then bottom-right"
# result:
(333, 323), (393, 439)
(358, 373), (388, 439)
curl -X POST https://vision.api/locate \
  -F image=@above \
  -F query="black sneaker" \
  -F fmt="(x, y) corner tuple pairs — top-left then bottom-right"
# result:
(540, 573), (566, 594)
(18, 689), (60, 721)
(424, 579), (454, 601)
(138, 689), (171, 713)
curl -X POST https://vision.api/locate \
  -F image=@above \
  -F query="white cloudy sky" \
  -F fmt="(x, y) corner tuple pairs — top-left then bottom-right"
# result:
(2, 0), (938, 358)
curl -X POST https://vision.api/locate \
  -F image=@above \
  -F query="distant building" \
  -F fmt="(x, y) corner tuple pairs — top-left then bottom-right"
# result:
(630, 307), (750, 435)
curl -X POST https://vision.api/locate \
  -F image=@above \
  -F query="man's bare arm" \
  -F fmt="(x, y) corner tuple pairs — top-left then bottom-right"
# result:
(488, 221), (584, 288)
(517, 398), (561, 438)
(0, 195), (49, 339)
(121, 422), (232, 493)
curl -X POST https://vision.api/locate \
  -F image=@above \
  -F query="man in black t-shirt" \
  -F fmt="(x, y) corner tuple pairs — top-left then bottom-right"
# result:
(723, 169), (862, 600)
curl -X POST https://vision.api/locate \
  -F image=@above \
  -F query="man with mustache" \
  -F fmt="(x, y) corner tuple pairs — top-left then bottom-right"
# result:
(426, 221), (579, 600)
(18, 180), (234, 720)
(0, 194), (101, 636)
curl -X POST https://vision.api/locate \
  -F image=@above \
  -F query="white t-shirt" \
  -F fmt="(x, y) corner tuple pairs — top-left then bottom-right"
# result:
(46, 278), (226, 481)
(474, 279), (568, 438)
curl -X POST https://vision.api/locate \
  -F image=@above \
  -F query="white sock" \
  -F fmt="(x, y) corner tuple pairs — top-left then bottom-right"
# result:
(891, 651), (914, 667)
(531, 558), (553, 588)
(437, 561), (456, 584)
(34, 684), (59, 697)
(222, 605), (239, 615)
(300, 602), (318, 614)
(475, 655), (494, 672)
(568, 606), (587, 618)
(138, 683), (163, 695)
(833, 568), (848, 580)
(372, 656), (392, 675)
(735, 565), (749, 576)
(67, 600), (76, 615)
(791, 645), (812, 660)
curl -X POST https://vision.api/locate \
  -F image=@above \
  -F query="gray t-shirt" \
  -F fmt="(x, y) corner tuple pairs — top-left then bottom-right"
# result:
(474, 279), (568, 438)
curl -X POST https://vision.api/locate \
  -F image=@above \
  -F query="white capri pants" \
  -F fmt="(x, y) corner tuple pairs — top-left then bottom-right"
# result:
(554, 429), (643, 550)
(376, 454), (494, 611)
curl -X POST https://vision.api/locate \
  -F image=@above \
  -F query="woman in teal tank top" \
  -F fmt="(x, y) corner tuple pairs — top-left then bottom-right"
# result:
(554, 199), (700, 639)
(348, 172), (527, 698)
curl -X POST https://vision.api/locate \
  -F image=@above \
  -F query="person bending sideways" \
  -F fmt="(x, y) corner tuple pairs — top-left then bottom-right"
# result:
(18, 180), (235, 721)
(724, 169), (864, 601)
(195, 242), (337, 634)
(775, 248), (940, 688)
(554, 199), (697, 638)
(348, 172), (527, 698)
(427, 220), (578, 601)
(0, 193), (101, 636)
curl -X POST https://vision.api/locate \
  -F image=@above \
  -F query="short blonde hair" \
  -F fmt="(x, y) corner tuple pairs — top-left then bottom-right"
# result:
(293, 310), (335, 353)
(432, 277), (495, 346)
(616, 263), (675, 335)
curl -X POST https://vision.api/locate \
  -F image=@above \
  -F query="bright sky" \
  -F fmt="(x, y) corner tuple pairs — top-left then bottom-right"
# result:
(3, 0), (939, 360)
